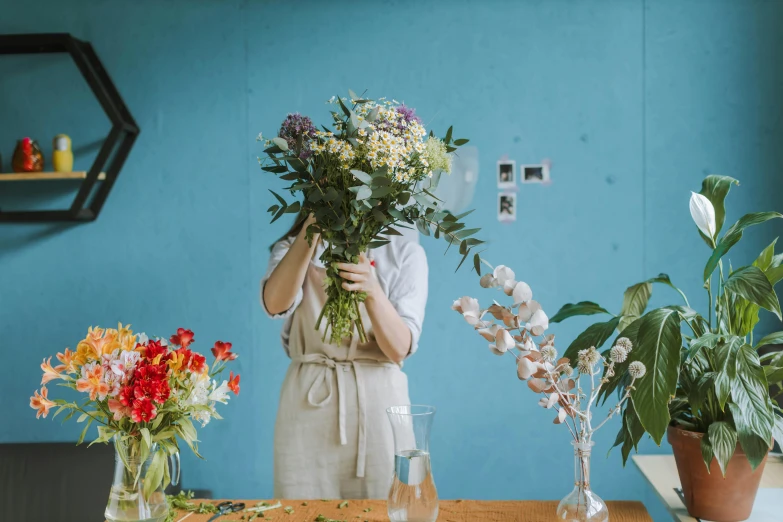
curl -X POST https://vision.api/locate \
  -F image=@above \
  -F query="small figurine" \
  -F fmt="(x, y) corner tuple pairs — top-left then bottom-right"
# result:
(52, 134), (73, 173)
(12, 137), (44, 173)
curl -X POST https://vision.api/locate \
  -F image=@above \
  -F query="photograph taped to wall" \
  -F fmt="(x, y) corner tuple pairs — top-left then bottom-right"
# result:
(521, 164), (550, 184)
(497, 160), (516, 189)
(498, 192), (516, 222)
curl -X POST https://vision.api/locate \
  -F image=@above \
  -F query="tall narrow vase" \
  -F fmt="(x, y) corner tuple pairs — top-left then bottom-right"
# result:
(556, 440), (608, 522)
(386, 405), (438, 522)
(105, 437), (180, 522)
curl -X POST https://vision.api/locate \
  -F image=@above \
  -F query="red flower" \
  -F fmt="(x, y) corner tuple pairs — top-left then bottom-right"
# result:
(140, 339), (170, 362)
(131, 397), (157, 423)
(228, 372), (240, 395)
(212, 341), (238, 361)
(170, 328), (195, 349)
(188, 352), (207, 374)
(119, 384), (135, 407)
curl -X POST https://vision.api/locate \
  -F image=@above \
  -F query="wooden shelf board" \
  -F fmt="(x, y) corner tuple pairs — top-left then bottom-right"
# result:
(0, 171), (106, 181)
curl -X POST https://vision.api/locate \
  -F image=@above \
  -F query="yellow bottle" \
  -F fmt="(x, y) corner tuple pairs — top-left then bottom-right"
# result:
(52, 134), (73, 172)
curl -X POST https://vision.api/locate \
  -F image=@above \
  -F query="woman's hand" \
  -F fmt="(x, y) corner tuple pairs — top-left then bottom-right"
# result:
(336, 253), (381, 301)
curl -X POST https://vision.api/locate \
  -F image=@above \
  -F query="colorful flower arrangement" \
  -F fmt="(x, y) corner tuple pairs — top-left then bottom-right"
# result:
(453, 263), (647, 446)
(259, 90), (481, 344)
(30, 324), (240, 500)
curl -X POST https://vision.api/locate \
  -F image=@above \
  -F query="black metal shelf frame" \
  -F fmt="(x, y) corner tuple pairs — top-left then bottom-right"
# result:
(0, 33), (139, 223)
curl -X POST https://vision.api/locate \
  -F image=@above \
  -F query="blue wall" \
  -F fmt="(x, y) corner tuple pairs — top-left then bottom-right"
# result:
(2, 1), (782, 520)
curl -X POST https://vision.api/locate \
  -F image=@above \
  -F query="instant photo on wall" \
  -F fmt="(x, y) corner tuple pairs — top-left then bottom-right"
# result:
(497, 160), (516, 189)
(521, 164), (550, 184)
(498, 192), (516, 222)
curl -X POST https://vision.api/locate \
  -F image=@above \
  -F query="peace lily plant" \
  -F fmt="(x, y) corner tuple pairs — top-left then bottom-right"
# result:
(549, 175), (783, 520)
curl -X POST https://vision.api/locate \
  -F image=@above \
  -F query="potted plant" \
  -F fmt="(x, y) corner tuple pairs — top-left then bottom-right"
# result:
(549, 176), (783, 522)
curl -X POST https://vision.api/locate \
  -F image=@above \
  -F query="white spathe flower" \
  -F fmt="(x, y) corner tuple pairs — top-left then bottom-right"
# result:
(526, 309), (549, 336)
(452, 296), (481, 326)
(512, 281), (533, 304)
(610, 345), (628, 363)
(628, 361), (647, 379)
(489, 328), (514, 355)
(493, 265), (515, 286)
(689, 192), (717, 239)
(518, 300), (542, 323)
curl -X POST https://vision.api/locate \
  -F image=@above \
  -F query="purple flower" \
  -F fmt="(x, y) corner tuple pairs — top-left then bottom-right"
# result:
(278, 113), (317, 160)
(396, 104), (420, 125)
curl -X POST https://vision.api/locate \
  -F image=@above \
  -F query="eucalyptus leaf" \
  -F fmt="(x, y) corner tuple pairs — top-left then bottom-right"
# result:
(550, 302), (611, 323)
(271, 137), (289, 151)
(356, 186), (372, 201)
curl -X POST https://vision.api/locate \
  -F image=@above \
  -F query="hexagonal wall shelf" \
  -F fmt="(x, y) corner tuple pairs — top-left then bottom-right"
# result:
(0, 33), (139, 222)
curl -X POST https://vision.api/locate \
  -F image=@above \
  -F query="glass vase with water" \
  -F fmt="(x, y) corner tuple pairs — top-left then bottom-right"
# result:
(386, 405), (438, 522)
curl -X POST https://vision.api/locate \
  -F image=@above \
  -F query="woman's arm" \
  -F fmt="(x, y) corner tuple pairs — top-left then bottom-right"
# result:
(262, 215), (319, 316)
(336, 253), (411, 363)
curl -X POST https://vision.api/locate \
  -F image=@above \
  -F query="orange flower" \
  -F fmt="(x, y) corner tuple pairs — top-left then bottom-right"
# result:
(30, 387), (56, 419)
(77, 326), (120, 360)
(55, 348), (77, 374)
(228, 372), (240, 395)
(41, 357), (63, 385)
(212, 341), (238, 362)
(75, 363), (110, 401)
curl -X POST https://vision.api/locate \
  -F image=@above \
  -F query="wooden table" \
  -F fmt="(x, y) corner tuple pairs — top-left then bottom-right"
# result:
(632, 454), (783, 522)
(168, 499), (652, 521)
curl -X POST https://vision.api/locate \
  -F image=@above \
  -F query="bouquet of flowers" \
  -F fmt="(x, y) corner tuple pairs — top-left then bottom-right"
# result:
(453, 264), (647, 518)
(259, 91), (481, 344)
(29, 324), (240, 515)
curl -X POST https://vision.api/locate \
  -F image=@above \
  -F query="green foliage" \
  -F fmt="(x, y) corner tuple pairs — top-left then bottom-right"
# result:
(260, 92), (481, 344)
(554, 176), (783, 468)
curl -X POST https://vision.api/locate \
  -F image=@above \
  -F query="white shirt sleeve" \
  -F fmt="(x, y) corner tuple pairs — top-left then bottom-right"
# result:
(386, 241), (429, 356)
(260, 236), (304, 319)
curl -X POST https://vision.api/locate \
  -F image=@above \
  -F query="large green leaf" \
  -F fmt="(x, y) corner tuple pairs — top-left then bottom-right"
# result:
(754, 238), (778, 271)
(630, 308), (683, 444)
(703, 212), (783, 281)
(708, 421), (738, 476)
(562, 316), (622, 362)
(755, 331), (783, 350)
(772, 415), (783, 447)
(550, 301), (611, 323)
(724, 266), (782, 320)
(646, 273), (690, 306)
(687, 333), (721, 358)
(714, 336), (743, 409)
(143, 451), (165, 501)
(729, 403), (772, 470)
(699, 175), (739, 238)
(731, 345), (774, 448)
(619, 282), (652, 331)
(621, 402), (646, 465)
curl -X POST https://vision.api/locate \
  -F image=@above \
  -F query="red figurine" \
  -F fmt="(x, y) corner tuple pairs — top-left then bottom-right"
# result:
(12, 137), (44, 173)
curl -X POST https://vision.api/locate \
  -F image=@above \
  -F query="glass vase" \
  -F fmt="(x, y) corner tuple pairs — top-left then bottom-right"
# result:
(386, 405), (438, 522)
(105, 436), (180, 522)
(556, 440), (608, 522)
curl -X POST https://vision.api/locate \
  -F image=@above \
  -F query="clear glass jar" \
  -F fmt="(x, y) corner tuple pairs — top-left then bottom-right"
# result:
(386, 405), (438, 522)
(105, 436), (179, 522)
(556, 440), (608, 522)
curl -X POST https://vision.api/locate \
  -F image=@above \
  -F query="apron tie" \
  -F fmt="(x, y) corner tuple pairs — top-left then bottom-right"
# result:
(292, 352), (396, 478)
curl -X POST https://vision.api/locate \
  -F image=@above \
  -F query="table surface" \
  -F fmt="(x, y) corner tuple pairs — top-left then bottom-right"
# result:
(632, 453), (783, 522)
(167, 499), (652, 522)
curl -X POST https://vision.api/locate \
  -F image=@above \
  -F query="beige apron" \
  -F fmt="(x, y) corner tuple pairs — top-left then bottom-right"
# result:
(273, 262), (411, 499)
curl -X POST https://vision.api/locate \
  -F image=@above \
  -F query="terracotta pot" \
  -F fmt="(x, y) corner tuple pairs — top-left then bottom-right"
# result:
(667, 425), (769, 522)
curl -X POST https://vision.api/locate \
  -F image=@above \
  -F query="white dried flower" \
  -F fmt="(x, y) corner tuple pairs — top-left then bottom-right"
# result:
(493, 265), (515, 287)
(562, 365), (574, 377)
(615, 337), (633, 353)
(526, 309), (549, 336)
(489, 328), (515, 355)
(610, 345), (628, 363)
(480, 273), (498, 288)
(628, 361), (647, 379)
(452, 296), (481, 326)
(578, 346), (601, 367)
(577, 359), (593, 375)
(518, 300), (542, 322)
(540, 345), (558, 363)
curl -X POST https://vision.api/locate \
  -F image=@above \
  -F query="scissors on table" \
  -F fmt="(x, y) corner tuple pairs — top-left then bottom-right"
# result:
(206, 500), (246, 521)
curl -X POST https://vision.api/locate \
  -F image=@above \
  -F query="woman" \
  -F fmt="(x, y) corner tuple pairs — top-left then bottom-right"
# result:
(261, 214), (428, 499)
